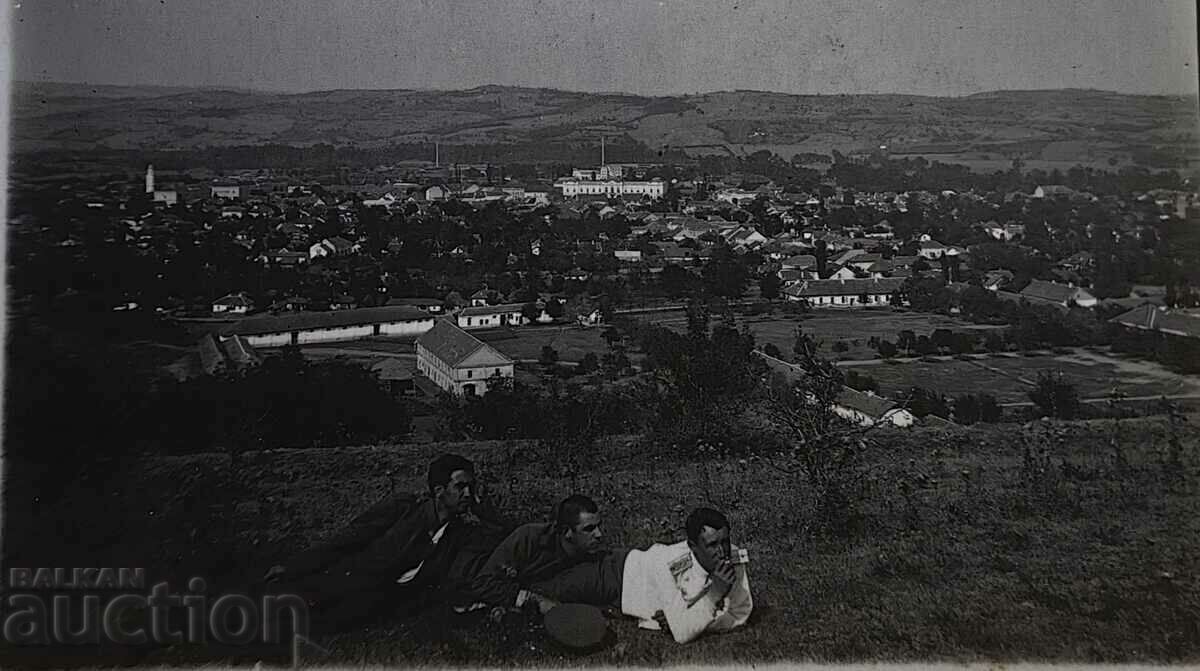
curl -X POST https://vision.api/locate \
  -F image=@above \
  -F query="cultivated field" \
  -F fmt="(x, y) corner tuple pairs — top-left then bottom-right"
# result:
(860, 350), (1200, 403)
(9, 418), (1196, 666)
(645, 308), (1003, 361)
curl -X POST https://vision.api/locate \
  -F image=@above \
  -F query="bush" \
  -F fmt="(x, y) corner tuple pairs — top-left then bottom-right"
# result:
(1028, 370), (1081, 419)
(577, 352), (599, 375)
(845, 370), (879, 394)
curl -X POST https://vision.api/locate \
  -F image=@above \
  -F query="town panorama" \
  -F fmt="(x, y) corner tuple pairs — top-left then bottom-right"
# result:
(6, 81), (1200, 667)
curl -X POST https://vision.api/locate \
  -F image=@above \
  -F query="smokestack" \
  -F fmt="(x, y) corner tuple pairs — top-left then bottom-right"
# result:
(601, 136), (605, 167)
(435, 142), (440, 167)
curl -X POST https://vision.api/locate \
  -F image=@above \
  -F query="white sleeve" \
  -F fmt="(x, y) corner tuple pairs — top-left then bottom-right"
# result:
(707, 564), (752, 633)
(655, 561), (726, 644)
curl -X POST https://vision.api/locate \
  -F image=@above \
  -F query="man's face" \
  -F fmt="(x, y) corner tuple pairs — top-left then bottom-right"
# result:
(436, 469), (475, 517)
(688, 525), (731, 574)
(563, 511), (604, 556)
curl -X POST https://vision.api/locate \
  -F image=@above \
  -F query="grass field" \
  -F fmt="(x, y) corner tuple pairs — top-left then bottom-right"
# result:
(860, 352), (1200, 404)
(476, 326), (610, 362)
(8, 417), (1195, 666)
(645, 308), (1003, 361)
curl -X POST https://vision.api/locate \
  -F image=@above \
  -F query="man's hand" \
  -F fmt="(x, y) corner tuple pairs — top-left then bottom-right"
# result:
(531, 592), (559, 615)
(708, 560), (736, 599)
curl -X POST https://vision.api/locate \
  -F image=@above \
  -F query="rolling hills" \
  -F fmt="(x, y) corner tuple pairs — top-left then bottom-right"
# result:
(12, 81), (1199, 170)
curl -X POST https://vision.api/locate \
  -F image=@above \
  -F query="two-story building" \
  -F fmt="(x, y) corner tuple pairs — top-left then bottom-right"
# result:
(415, 319), (515, 396)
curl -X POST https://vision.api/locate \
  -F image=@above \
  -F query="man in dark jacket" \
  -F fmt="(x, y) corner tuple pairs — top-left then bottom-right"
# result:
(471, 494), (621, 615)
(265, 454), (510, 634)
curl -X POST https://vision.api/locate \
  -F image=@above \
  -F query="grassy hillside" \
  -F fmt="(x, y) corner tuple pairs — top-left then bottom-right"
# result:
(4, 416), (1196, 666)
(12, 82), (1198, 169)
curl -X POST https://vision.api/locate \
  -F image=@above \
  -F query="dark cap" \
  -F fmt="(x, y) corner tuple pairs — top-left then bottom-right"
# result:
(543, 603), (608, 650)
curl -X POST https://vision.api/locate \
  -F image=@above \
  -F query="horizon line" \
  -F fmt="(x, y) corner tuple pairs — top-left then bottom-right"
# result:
(14, 78), (1200, 101)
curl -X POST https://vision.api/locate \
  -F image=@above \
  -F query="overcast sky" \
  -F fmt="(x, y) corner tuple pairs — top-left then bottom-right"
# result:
(12, 0), (1199, 97)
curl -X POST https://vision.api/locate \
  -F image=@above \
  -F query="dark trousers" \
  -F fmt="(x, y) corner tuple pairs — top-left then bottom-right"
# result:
(529, 549), (629, 606)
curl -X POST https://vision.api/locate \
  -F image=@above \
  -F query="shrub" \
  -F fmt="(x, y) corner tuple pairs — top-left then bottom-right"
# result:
(1028, 370), (1081, 419)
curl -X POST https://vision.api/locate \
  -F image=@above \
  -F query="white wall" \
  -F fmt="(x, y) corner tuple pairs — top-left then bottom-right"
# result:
(243, 333), (292, 348)
(417, 346), (514, 396)
(297, 325), (374, 344)
(379, 319), (435, 336)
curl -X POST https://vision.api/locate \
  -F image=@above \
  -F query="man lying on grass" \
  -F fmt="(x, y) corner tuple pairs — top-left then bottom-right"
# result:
(263, 453), (511, 635)
(470, 494), (620, 616)
(533, 506), (753, 644)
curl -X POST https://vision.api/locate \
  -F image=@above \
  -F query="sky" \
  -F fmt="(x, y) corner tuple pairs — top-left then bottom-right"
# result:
(11, 0), (1199, 97)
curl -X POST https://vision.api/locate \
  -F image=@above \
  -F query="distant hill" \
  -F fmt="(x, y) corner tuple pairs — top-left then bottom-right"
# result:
(11, 82), (1199, 170)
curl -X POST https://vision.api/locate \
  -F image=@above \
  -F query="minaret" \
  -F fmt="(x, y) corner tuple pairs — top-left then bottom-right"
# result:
(600, 136), (605, 167)
(435, 142), (440, 167)
(145, 165), (155, 194)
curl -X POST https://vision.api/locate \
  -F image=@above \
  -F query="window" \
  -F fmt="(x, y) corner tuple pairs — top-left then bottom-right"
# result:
(494, 368), (500, 376)
(467, 370), (473, 378)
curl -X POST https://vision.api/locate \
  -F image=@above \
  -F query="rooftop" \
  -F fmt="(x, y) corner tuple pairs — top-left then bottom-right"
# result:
(416, 318), (513, 367)
(221, 305), (430, 336)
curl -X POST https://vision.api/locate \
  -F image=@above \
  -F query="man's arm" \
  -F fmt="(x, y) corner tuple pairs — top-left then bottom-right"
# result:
(707, 564), (752, 633)
(272, 493), (415, 581)
(654, 561), (731, 644)
(470, 524), (539, 606)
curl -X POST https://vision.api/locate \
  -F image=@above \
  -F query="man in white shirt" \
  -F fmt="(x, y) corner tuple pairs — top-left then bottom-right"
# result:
(533, 506), (752, 644)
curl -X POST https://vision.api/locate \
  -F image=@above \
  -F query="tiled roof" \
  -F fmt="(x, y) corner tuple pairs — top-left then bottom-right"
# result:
(459, 302), (525, 317)
(836, 387), (898, 418)
(1020, 279), (1087, 304)
(213, 293), (253, 307)
(387, 297), (443, 307)
(784, 278), (905, 297)
(781, 254), (818, 269)
(221, 306), (430, 336)
(417, 318), (513, 367)
(1110, 304), (1200, 339)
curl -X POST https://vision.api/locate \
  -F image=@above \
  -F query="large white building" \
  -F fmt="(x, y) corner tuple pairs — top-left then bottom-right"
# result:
(219, 306), (434, 348)
(416, 319), (515, 396)
(557, 162), (665, 199)
(783, 278), (905, 307)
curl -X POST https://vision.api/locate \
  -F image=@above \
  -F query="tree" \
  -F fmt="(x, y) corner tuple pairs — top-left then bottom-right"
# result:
(520, 302), (541, 324)
(660, 264), (699, 298)
(759, 273), (782, 300)
(845, 370), (879, 393)
(792, 326), (821, 367)
(685, 298), (710, 340)
(577, 352), (599, 375)
(897, 329), (917, 354)
(702, 242), (748, 299)
(763, 343), (783, 359)
(905, 386), (951, 418)
(539, 344), (559, 366)
(876, 339), (898, 358)
(1028, 370), (1081, 419)
(954, 394), (981, 424)
(931, 328), (956, 353)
